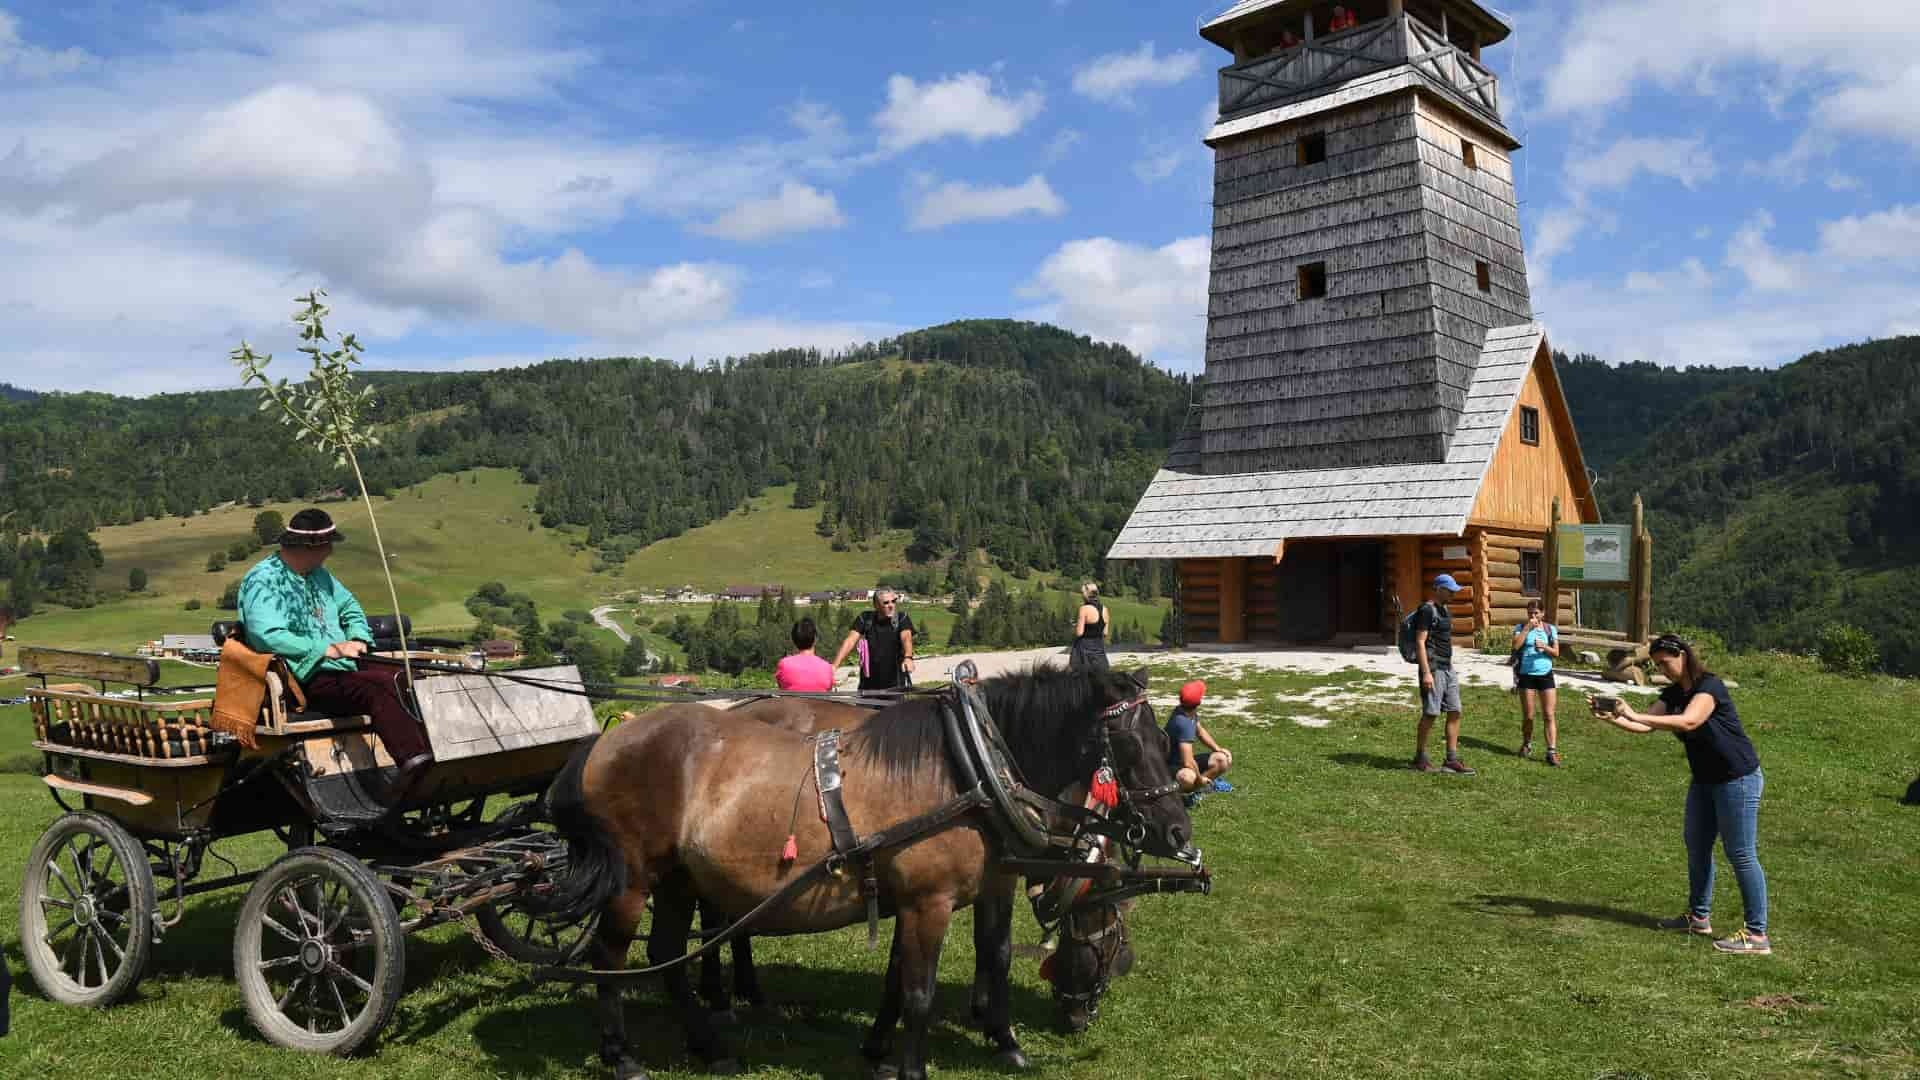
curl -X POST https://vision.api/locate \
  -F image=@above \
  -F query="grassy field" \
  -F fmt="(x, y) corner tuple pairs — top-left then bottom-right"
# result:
(4, 469), (595, 651)
(2, 650), (1916, 1078)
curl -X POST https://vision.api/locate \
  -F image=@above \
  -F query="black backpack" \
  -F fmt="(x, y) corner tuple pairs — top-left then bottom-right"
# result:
(1397, 603), (1433, 664)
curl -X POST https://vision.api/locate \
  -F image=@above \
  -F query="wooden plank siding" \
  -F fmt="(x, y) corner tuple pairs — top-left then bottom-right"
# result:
(1469, 342), (1598, 529)
(1200, 80), (1533, 476)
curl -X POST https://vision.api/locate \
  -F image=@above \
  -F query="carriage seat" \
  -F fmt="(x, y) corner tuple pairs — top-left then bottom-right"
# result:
(209, 621), (371, 735)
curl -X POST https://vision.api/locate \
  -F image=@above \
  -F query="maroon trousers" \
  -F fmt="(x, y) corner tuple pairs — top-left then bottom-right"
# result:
(302, 662), (431, 764)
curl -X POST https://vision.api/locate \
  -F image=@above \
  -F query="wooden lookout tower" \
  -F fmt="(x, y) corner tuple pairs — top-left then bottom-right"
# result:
(1109, 0), (1601, 648)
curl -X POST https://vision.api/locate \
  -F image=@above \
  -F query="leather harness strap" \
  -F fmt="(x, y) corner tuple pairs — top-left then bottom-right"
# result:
(814, 729), (881, 946)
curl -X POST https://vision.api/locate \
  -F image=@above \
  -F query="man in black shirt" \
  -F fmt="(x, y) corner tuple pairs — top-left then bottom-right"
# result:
(1412, 574), (1475, 775)
(832, 587), (916, 692)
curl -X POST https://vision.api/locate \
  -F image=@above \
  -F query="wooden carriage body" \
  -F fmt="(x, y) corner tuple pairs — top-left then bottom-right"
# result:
(22, 645), (595, 842)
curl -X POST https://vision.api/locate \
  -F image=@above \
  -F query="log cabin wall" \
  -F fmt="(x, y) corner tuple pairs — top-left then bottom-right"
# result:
(1419, 534), (1478, 643)
(1181, 559), (1222, 642)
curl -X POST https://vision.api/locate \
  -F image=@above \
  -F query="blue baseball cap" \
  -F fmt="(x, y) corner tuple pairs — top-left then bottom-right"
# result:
(1432, 574), (1463, 593)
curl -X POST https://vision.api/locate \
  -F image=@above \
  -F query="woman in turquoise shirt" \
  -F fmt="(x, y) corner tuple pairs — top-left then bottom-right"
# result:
(1512, 598), (1562, 766)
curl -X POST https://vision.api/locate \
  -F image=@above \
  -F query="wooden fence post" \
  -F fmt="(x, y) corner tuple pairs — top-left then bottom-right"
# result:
(1544, 496), (1561, 630)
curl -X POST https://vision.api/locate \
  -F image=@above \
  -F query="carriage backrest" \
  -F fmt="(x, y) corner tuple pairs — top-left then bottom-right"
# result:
(20, 646), (162, 688)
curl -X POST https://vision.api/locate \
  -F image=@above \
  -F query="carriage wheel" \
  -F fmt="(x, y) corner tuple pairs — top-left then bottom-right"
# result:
(474, 901), (599, 965)
(234, 847), (404, 1055)
(18, 811), (156, 1007)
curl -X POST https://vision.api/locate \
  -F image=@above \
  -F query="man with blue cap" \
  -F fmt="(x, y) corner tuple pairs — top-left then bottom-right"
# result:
(1412, 574), (1475, 775)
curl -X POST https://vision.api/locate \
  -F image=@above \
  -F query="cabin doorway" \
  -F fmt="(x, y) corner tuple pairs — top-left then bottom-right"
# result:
(1259, 541), (1385, 644)
(1334, 542), (1385, 637)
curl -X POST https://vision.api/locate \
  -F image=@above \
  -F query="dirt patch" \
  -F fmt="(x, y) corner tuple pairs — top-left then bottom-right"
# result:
(1744, 994), (1823, 1013)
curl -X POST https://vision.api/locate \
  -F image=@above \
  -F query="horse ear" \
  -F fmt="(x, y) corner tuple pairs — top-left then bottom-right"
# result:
(1128, 667), (1150, 691)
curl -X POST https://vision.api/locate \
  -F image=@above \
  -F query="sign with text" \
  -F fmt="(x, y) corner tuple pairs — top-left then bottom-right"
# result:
(1556, 524), (1632, 583)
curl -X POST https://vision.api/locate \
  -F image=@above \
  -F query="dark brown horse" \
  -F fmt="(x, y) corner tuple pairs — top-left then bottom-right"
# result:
(541, 668), (1193, 1080)
(701, 695), (1136, 1031)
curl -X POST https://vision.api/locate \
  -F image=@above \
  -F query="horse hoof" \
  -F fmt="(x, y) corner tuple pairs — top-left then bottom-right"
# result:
(868, 1065), (900, 1080)
(709, 1058), (743, 1076)
(995, 1048), (1031, 1071)
(614, 1058), (653, 1080)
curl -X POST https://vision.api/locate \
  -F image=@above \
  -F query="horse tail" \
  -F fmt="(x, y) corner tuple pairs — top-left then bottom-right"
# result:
(534, 734), (626, 925)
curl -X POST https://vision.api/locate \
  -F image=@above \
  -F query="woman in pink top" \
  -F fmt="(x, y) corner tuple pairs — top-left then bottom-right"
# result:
(775, 617), (837, 692)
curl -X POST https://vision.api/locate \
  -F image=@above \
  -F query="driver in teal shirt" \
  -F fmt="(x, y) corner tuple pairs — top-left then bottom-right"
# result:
(238, 508), (433, 795)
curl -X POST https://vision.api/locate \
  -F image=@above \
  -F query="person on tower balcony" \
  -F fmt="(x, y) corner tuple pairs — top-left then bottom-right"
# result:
(237, 508), (434, 801)
(1275, 29), (1302, 52)
(1329, 6), (1358, 32)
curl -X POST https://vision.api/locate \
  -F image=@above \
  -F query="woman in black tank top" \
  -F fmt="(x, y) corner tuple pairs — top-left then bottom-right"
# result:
(1069, 583), (1110, 672)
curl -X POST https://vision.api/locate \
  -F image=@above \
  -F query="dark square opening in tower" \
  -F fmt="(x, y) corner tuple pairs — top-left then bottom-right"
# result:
(1298, 261), (1328, 300)
(1520, 405), (1541, 445)
(1296, 131), (1327, 166)
(1475, 261), (1492, 292)
(1461, 139), (1478, 170)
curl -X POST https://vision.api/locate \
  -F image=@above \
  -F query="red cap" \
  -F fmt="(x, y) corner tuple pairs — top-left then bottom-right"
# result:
(1179, 680), (1206, 708)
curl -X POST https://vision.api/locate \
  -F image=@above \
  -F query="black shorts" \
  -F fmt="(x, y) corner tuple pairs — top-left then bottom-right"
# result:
(1515, 672), (1556, 691)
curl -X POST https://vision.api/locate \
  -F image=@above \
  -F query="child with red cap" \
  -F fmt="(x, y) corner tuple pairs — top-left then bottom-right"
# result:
(1166, 680), (1234, 806)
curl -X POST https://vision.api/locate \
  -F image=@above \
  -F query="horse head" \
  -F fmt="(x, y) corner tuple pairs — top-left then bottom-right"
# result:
(1041, 889), (1136, 1033)
(980, 666), (1198, 865)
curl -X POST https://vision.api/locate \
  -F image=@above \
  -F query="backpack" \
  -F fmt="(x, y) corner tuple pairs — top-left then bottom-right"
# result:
(1397, 603), (1432, 664)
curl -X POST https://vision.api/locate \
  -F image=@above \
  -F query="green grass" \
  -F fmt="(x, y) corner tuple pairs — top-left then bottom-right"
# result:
(5, 469), (594, 651)
(610, 486), (918, 594)
(3, 651), (1916, 1078)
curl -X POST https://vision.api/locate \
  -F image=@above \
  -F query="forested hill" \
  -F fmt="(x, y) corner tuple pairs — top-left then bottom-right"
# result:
(1554, 354), (1770, 474)
(0, 382), (37, 403)
(0, 320), (1191, 591)
(1565, 336), (1920, 674)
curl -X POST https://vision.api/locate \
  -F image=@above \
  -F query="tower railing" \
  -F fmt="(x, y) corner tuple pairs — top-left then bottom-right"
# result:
(1217, 12), (1500, 124)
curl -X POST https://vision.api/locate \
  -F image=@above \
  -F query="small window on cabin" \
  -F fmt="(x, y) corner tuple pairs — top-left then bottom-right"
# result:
(1297, 132), (1327, 167)
(1519, 551), (1542, 597)
(1475, 261), (1493, 292)
(1461, 139), (1478, 170)
(1520, 405), (1541, 446)
(1297, 261), (1328, 301)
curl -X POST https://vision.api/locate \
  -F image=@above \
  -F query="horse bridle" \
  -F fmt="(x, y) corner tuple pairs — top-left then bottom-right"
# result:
(1051, 891), (1130, 1013)
(1092, 695), (1183, 837)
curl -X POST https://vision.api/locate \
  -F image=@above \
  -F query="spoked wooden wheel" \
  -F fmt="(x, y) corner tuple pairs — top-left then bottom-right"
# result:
(18, 811), (156, 1007)
(475, 899), (598, 965)
(234, 847), (404, 1055)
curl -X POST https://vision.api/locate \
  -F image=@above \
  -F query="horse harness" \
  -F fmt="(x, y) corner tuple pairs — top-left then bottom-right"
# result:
(539, 679), (1174, 984)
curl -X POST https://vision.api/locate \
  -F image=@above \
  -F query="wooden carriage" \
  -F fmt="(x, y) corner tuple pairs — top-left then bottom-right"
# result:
(16, 640), (600, 1055)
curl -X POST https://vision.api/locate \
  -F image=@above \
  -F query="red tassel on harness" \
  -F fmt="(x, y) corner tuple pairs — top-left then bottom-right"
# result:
(781, 835), (798, 863)
(1089, 765), (1118, 809)
(1038, 952), (1056, 984)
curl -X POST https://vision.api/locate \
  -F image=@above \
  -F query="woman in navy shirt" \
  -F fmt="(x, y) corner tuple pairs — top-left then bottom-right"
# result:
(1591, 634), (1770, 955)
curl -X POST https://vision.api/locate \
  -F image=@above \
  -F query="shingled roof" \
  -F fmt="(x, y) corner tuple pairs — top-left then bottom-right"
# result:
(1106, 324), (1545, 560)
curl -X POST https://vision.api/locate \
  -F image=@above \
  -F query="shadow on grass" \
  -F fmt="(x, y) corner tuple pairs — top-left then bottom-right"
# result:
(1327, 752), (1409, 772)
(1457, 735), (1522, 758)
(1459, 894), (1660, 930)
(463, 960), (1066, 1077)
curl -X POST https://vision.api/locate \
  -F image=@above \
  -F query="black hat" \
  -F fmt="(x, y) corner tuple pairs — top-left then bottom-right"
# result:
(279, 508), (345, 547)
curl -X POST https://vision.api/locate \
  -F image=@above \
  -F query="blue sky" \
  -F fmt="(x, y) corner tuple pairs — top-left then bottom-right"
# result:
(2, 0), (1917, 394)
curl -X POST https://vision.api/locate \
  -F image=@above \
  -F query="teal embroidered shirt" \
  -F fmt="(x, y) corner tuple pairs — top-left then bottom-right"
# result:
(236, 554), (374, 683)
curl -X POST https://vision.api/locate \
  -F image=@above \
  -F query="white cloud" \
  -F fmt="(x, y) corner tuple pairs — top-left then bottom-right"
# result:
(787, 100), (846, 140)
(1724, 212), (1805, 292)
(0, 9), (93, 78)
(1817, 204), (1920, 265)
(1071, 42), (1205, 104)
(909, 175), (1064, 230)
(1132, 143), (1188, 185)
(1624, 257), (1712, 294)
(1043, 128), (1084, 164)
(1565, 136), (1717, 192)
(693, 182), (847, 242)
(1541, 1), (1920, 150)
(1017, 235), (1209, 367)
(873, 72), (1043, 152)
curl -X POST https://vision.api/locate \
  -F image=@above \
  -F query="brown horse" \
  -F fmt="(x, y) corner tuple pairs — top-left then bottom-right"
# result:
(700, 695), (1135, 1031)
(541, 668), (1193, 1080)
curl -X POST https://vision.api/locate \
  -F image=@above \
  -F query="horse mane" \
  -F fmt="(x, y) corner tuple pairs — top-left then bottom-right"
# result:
(846, 667), (1138, 795)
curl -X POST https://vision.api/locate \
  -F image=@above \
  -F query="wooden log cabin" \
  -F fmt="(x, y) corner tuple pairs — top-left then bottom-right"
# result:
(1107, 0), (1599, 647)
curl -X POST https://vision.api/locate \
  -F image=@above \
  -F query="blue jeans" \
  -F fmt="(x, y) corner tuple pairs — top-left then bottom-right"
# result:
(1684, 769), (1768, 935)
